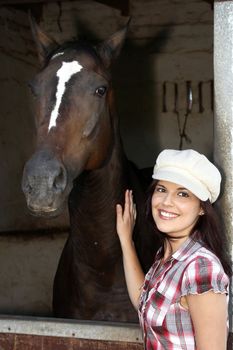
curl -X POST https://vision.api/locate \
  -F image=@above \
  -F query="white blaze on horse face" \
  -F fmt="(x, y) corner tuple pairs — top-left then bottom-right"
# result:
(48, 61), (83, 131)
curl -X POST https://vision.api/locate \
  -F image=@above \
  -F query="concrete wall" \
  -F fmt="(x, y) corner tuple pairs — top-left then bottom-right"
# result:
(0, 0), (213, 316)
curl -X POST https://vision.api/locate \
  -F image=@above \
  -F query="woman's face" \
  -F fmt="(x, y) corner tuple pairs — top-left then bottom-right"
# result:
(151, 180), (203, 238)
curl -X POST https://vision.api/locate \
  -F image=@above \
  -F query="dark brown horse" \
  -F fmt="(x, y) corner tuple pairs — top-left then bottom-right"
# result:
(22, 19), (159, 322)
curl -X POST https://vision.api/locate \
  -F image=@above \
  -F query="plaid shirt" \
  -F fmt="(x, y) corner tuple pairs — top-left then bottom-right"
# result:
(138, 236), (229, 350)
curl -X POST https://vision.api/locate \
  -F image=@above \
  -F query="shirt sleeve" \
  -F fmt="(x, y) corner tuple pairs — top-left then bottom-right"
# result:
(181, 256), (229, 296)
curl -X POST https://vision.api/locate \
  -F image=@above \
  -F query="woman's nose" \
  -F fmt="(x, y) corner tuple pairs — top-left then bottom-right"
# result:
(162, 193), (173, 205)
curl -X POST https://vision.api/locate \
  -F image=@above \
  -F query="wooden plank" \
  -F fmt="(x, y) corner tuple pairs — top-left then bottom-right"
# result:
(0, 333), (143, 349)
(0, 330), (231, 349)
(0, 0), (67, 3)
(0, 0), (130, 15)
(0, 0), (54, 3)
(0, 333), (15, 350)
(95, 0), (129, 15)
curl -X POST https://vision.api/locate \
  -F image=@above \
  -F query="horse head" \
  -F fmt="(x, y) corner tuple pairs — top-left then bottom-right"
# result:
(22, 18), (128, 217)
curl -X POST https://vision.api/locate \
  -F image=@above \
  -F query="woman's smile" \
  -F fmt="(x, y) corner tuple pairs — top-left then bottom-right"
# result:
(158, 209), (179, 219)
(151, 180), (202, 238)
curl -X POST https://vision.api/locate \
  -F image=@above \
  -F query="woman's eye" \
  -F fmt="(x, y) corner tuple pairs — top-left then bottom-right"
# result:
(95, 86), (107, 97)
(178, 191), (189, 198)
(155, 186), (165, 193)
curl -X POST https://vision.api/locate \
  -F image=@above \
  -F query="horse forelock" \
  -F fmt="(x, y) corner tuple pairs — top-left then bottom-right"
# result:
(48, 41), (110, 80)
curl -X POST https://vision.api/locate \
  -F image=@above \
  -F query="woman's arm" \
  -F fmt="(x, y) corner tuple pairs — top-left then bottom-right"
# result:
(187, 291), (228, 350)
(116, 189), (145, 309)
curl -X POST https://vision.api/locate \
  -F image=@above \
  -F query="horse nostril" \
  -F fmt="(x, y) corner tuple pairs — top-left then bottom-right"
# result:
(22, 181), (33, 196)
(53, 166), (67, 192)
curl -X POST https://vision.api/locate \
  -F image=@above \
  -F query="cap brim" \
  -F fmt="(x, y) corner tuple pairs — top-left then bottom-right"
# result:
(152, 168), (210, 202)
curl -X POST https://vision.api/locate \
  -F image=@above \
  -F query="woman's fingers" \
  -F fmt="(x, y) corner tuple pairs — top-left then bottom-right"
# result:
(129, 191), (136, 222)
(116, 190), (137, 243)
(124, 189), (130, 215)
(116, 189), (136, 223)
(116, 203), (123, 218)
(129, 190), (133, 213)
(133, 203), (137, 220)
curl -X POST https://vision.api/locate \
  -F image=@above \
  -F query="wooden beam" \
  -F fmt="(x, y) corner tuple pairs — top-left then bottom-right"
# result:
(0, 0), (65, 3)
(95, 0), (129, 16)
(0, 0), (130, 16)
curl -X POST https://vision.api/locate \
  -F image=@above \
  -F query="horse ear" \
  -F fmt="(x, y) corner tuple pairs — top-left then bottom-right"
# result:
(29, 12), (58, 64)
(96, 19), (130, 67)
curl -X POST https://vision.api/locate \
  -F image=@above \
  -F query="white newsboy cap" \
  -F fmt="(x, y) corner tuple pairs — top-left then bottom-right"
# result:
(152, 149), (221, 203)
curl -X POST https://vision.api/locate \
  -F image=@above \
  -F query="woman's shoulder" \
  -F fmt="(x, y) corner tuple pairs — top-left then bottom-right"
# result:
(191, 244), (222, 262)
(184, 244), (227, 275)
(181, 244), (229, 295)
(179, 237), (221, 264)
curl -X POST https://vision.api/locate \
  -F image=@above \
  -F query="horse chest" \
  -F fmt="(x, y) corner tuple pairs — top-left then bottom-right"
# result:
(68, 187), (121, 261)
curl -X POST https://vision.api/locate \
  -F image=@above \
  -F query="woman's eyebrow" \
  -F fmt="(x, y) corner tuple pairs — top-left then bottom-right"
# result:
(157, 184), (166, 188)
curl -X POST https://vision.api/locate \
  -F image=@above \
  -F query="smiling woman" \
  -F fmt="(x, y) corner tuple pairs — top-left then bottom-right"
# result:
(116, 148), (232, 350)
(151, 181), (203, 242)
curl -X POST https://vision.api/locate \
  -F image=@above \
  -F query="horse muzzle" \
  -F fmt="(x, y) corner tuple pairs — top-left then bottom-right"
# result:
(22, 149), (70, 217)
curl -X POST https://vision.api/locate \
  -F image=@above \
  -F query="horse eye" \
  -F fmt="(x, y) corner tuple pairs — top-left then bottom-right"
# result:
(95, 86), (107, 97)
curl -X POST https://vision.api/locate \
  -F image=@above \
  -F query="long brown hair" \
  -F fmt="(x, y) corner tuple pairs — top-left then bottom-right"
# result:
(146, 180), (232, 278)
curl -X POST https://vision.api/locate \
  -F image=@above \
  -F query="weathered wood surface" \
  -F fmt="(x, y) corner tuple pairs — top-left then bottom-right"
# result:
(0, 333), (143, 350)
(0, 0), (129, 15)
(0, 0), (56, 2)
(0, 329), (231, 349)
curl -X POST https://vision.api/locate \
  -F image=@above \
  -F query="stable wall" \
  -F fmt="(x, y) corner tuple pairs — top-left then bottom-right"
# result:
(0, 0), (214, 317)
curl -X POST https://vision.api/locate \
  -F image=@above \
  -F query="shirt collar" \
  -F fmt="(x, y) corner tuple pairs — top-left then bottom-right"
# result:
(172, 236), (203, 262)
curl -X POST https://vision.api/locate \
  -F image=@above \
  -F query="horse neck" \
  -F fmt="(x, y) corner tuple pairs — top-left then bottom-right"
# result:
(71, 139), (127, 209)
(68, 116), (128, 261)
(84, 102), (128, 195)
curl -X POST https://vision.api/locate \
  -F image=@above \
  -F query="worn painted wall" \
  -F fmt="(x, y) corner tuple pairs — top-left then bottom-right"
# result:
(0, 0), (213, 316)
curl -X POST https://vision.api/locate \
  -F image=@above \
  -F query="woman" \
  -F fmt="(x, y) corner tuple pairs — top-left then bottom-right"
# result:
(116, 149), (231, 350)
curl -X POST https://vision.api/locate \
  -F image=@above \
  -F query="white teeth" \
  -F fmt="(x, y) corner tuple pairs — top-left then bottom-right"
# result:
(160, 210), (177, 218)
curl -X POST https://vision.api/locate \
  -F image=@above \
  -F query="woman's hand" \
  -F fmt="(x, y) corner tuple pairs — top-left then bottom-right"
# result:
(116, 189), (136, 247)
(116, 189), (144, 309)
